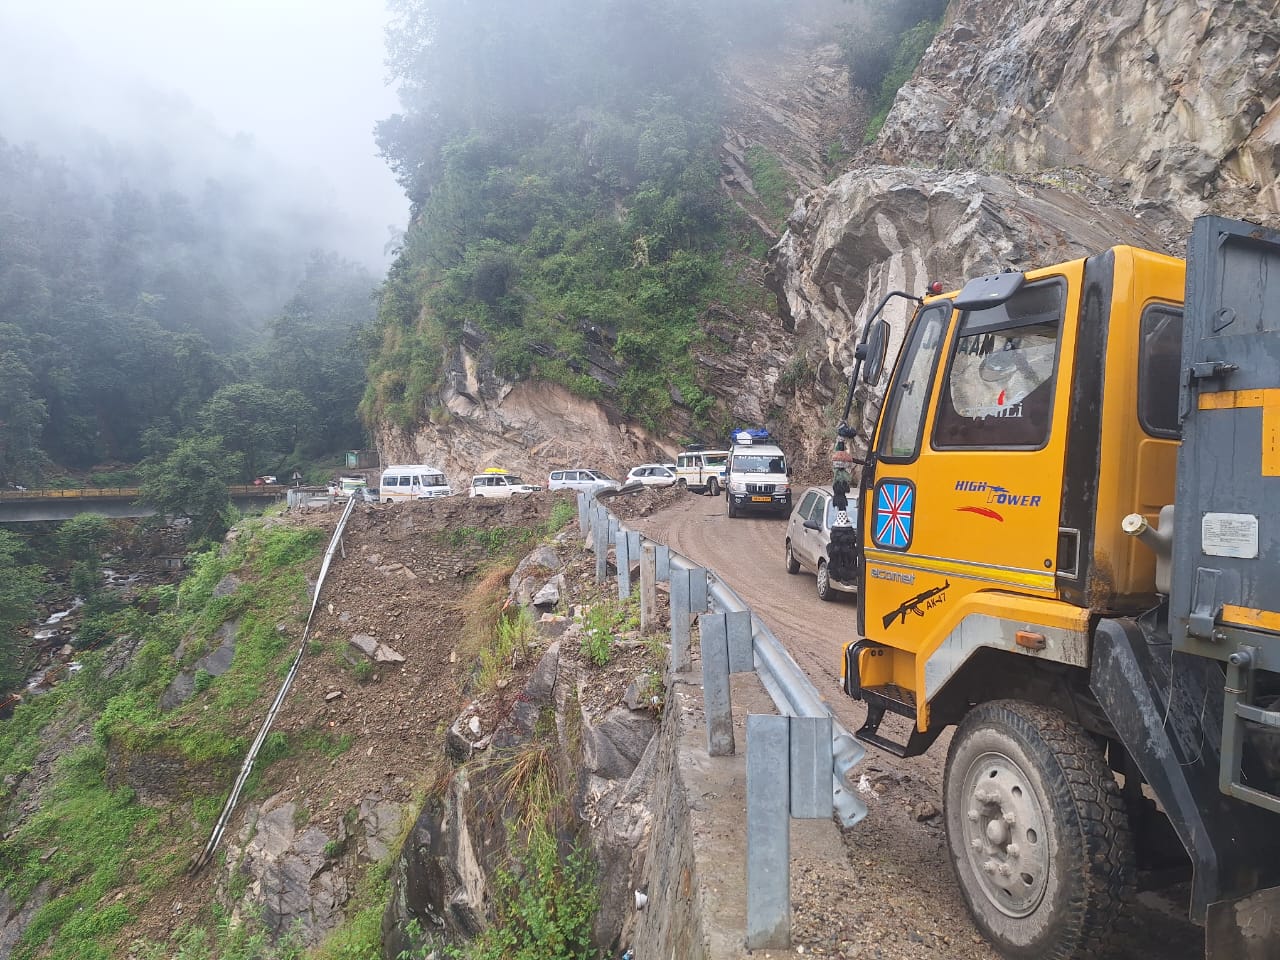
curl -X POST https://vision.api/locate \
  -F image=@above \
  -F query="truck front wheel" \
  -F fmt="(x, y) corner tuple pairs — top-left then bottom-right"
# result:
(943, 700), (1134, 960)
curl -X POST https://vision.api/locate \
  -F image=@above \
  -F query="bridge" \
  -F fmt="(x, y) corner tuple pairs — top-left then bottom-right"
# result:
(0, 485), (287, 522)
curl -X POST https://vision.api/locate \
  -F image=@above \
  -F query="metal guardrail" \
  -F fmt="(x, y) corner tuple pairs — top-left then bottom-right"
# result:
(584, 492), (867, 827)
(191, 494), (358, 872)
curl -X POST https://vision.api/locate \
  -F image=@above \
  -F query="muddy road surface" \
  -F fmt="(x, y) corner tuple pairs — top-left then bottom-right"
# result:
(629, 491), (1201, 960)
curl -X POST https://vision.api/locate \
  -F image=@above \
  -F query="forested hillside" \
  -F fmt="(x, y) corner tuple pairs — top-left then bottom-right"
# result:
(0, 137), (375, 487)
(364, 0), (787, 436)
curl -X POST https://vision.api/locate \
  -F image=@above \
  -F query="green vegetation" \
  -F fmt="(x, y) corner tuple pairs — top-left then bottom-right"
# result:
(0, 529), (45, 690)
(0, 519), (325, 959)
(365, 0), (787, 435)
(0, 138), (377, 488)
(478, 606), (539, 694)
(579, 596), (640, 667)
(447, 830), (598, 960)
(745, 146), (798, 225)
(839, 0), (949, 141)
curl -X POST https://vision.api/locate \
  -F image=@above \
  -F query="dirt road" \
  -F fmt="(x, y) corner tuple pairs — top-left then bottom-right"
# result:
(630, 491), (1201, 960)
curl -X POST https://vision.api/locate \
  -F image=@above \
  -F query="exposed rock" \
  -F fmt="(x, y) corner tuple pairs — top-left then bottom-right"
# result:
(767, 166), (1181, 459)
(212, 573), (241, 598)
(0, 882), (48, 958)
(912, 800), (940, 822)
(161, 619), (240, 711)
(874, 0), (1280, 227)
(580, 704), (659, 782)
(531, 575), (565, 609)
(345, 633), (405, 664)
(223, 795), (360, 945)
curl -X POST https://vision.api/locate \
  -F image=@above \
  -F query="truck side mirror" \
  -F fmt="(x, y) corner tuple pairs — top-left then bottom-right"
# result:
(860, 319), (889, 383)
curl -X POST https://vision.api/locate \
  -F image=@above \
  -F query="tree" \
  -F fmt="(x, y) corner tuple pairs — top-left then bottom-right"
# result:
(136, 435), (242, 540)
(0, 530), (45, 693)
(55, 513), (115, 599)
(196, 383), (305, 482)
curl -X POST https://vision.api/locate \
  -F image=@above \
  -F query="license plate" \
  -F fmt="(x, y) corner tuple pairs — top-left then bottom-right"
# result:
(751, 496), (771, 502)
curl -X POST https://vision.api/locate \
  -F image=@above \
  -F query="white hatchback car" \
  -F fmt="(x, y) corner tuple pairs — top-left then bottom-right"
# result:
(469, 473), (541, 498)
(547, 468), (621, 495)
(625, 464), (678, 487)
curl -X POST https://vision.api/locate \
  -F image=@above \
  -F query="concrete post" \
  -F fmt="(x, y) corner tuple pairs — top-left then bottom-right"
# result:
(698, 613), (734, 756)
(747, 714), (790, 949)
(670, 568), (692, 672)
(627, 530), (641, 573)
(617, 528), (632, 599)
(726, 609), (754, 673)
(639, 541), (658, 632)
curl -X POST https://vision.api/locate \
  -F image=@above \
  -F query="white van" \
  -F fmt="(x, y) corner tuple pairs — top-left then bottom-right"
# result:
(674, 447), (728, 496)
(379, 465), (452, 503)
(725, 432), (791, 518)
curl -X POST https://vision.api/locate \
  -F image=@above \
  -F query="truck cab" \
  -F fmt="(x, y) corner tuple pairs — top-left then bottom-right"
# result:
(840, 217), (1280, 960)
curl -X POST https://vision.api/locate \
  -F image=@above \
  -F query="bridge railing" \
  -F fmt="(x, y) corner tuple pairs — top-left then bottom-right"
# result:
(0, 484), (283, 500)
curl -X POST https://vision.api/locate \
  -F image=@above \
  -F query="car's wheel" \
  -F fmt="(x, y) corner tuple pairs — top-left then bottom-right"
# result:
(727, 497), (737, 519)
(785, 540), (800, 574)
(944, 700), (1134, 960)
(815, 560), (833, 600)
(707, 477), (720, 497)
(677, 478), (687, 491)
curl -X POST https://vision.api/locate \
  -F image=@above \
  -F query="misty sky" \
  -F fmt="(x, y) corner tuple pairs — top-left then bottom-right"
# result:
(0, 0), (405, 267)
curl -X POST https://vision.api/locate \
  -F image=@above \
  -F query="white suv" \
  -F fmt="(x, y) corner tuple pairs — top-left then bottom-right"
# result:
(547, 468), (620, 495)
(725, 439), (791, 518)
(674, 448), (728, 496)
(469, 473), (541, 498)
(625, 464), (678, 487)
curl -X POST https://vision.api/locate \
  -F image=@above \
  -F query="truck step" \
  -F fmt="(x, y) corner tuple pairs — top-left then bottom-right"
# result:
(856, 685), (929, 758)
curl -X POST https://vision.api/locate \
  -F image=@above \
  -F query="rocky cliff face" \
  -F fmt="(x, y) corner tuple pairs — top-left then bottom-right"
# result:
(767, 0), (1280, 464)
(875, 0), (1280, 222)
(382, 0), (1279, 478)
(377, 343), (674, 491)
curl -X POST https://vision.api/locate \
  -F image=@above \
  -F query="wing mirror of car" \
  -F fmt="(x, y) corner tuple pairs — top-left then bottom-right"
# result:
(803, 519), (821, 531)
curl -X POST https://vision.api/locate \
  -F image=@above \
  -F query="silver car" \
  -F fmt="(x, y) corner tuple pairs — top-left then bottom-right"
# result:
(784, 486), (858, 601)
(547, 468), (620, 495)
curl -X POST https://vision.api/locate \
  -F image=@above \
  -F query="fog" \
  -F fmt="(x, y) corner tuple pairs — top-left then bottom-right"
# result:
(0, 0), (405, 268)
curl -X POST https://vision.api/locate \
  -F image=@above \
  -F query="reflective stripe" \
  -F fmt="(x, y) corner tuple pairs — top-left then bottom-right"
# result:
(863, 549), (1055, 591)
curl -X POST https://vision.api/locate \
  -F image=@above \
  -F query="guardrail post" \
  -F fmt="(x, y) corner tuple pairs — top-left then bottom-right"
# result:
(790, 716), (834, 820)
(577, 492), (589, 538)
(656, 544), (670, 582)
(669, 566), (707, 673)
(670, 569), (691, 671)
(640, 541), (658, 631)
(594, 514), (608, 584)
(617, 528), (632, 599)
(607, 516), (619, 547)
(698, 613), (734, 756)
(726, 609), (753, 673)
(747, 714), (790, 949)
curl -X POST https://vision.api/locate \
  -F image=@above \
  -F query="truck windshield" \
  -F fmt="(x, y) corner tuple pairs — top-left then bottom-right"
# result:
(733, 455), (785, 474)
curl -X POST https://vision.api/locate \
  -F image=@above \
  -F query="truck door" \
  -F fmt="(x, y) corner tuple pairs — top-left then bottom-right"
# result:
(862, 276), (1074, 671)
(1173, 217), (1280, 657)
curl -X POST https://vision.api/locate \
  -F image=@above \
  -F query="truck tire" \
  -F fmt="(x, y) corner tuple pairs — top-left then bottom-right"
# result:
(816, 560), (833, 601)
(785, 540), (800, 574)
(944, 700), (1134, 960)
(708, 477), (719, 497)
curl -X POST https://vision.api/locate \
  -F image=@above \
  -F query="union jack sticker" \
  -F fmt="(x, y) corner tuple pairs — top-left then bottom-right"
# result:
(872, 480), (915, 550)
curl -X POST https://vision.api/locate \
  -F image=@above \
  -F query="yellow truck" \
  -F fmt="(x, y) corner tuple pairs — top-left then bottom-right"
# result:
(833, 216), (1280, 960)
